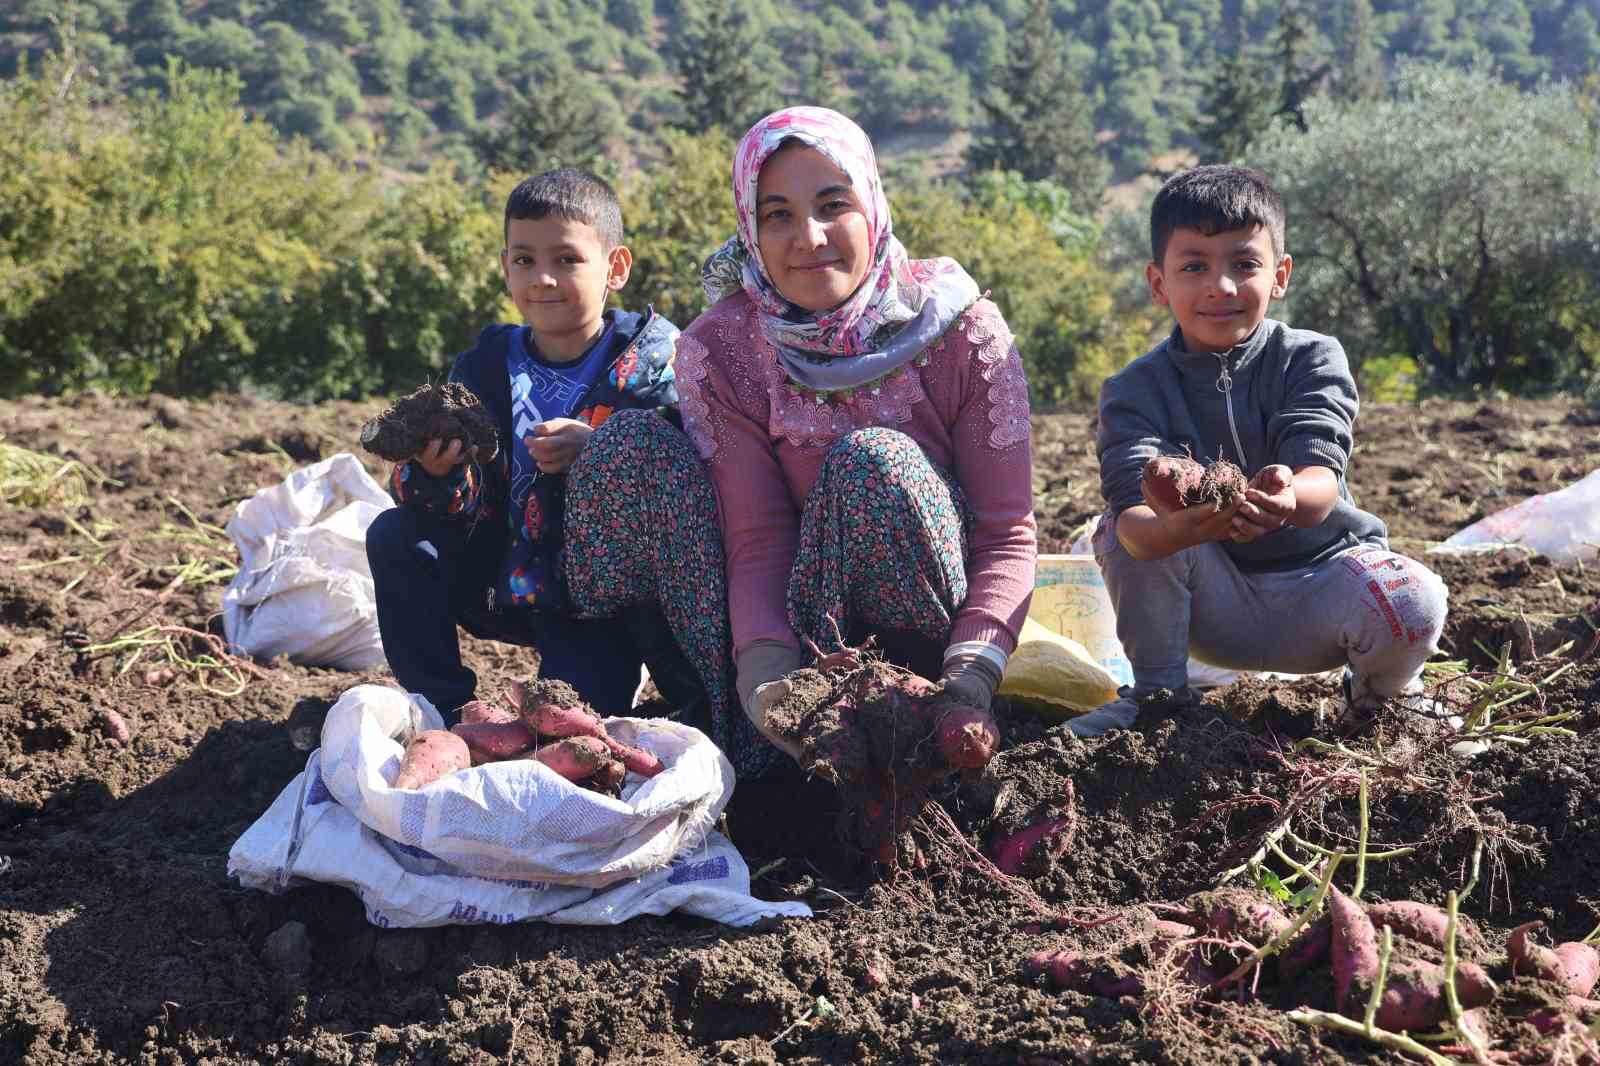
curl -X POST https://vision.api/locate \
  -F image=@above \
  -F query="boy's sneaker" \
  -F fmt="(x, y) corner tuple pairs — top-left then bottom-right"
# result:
(1064, 685), (1200, 738)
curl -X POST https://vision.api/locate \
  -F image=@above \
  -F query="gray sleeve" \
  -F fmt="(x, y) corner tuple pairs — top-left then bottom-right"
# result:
(1096, 368), (1169, 517)
(1267, 336), (1359, 473)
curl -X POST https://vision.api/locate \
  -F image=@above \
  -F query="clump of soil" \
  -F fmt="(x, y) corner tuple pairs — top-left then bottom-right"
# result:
(358, 381), (499, 463)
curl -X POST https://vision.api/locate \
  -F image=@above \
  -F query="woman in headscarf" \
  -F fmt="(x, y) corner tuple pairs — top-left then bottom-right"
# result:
(678, 106), (1037, 762)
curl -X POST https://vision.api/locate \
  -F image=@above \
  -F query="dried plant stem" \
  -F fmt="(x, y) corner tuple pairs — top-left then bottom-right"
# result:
(1287, 1008), (1460, 1066)
(1353, 769), (1371, 900)
(1363, 926), (1395, 1033)
(1442, 891), (1492, 1066)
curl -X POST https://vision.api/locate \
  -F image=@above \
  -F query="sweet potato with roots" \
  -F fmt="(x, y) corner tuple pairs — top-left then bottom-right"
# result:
(1365, 900), (1479, 952)
(1182, 888), (1293, 949)
(767, 648), (1003, 870)
(1508, 921), (1600, 997)
(394, 729), (471, 789)
(360, 381), (500, 464)
(1142, 454), (1247, 511)
(450, 720), (536, 764)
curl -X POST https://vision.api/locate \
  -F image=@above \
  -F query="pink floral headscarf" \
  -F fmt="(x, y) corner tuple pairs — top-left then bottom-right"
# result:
(702, 107), (978, 391)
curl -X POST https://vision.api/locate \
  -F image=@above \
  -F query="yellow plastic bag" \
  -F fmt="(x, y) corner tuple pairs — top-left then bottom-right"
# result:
(999, 616), (1121, 721)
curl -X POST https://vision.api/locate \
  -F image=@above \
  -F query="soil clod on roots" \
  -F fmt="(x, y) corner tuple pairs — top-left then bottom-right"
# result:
(359, 381), (500, 463)
(766, 640), (998, 872)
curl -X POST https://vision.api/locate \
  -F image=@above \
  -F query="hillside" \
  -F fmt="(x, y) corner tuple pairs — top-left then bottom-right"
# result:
(6, 0), (1598, 175)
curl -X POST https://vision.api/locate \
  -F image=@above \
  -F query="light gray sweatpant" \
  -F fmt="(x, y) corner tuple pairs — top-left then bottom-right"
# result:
(1093, 520), (1448, 709)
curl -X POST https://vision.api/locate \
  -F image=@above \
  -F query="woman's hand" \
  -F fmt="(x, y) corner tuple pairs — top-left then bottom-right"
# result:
(526, 418), (594, 475)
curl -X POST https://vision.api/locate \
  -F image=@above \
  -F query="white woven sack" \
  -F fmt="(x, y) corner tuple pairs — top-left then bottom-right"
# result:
(222, 453), (393, 669)
(316, 685), (732, 888)
(1434, 467), (1600, 565)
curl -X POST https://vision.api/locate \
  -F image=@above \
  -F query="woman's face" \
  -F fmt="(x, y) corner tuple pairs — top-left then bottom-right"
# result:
(753, 144), (873, 313)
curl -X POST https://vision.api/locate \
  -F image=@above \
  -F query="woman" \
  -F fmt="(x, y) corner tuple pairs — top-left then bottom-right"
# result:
(678, 106), (1037, 759)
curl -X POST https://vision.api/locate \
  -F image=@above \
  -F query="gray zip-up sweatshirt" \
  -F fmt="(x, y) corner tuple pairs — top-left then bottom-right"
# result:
(1097, 319), (1387, 572)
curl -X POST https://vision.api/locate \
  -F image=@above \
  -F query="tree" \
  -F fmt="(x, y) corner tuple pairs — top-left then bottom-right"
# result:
(1272, 0), (1324, 132)
(1249, 62), (1600, 393)
(667, 0), (778, 134)
(966, 0), (1107, 211)
(1198, 26), (1274, 163)
(469, 58), (618, 174)
(1329, 0), (1385, 103)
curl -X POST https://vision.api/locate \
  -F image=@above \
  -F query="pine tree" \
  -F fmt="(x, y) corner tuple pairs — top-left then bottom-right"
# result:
(966, 0), (1107, 209)
(1330, 0), (1385, 103)
(470, 62), (616, 173)
(1272, 0), (1325, 132)
(1199, 24), (1274, 163)
(668, 0), (778, 134)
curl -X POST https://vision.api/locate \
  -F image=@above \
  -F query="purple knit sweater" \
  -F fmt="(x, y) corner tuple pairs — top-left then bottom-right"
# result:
(677, 292), (1037, 659)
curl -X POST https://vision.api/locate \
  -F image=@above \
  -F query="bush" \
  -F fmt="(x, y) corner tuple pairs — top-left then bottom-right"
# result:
(1249, 61), (1600, 396)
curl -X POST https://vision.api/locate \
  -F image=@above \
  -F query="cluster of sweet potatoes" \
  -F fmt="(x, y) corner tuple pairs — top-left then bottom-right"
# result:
(1142, 454), (1248, 511)
(1025, 887), (1598, 1040)
(765, 650), (998, 866)
(391, 679), (662, 795)
(359, 381), (500, 464)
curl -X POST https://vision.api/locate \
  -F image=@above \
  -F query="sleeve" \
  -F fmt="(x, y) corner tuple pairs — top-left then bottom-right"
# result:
(1095, 365), (1168, 518)
(945, 302), (1037, 657)
(1267, 335), (1359, 473)
(676, 322), (802, 657)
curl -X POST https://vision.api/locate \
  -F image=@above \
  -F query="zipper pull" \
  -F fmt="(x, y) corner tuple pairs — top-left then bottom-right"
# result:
(1214, 353), (1232, 394)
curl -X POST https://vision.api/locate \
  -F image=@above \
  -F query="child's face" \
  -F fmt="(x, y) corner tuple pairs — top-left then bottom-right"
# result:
(500, 215), (631, 354)
(1146, 224), (1291, 354)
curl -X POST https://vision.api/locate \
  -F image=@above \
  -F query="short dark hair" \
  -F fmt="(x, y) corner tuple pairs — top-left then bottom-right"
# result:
(1150, 165), (1285, 264)
(503, 168), (624, 248)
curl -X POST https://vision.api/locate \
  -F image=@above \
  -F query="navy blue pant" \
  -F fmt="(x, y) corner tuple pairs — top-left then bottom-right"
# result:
(365, 504), (706, 727)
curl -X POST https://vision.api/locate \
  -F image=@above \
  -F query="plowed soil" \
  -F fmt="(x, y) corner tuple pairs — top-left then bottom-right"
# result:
(2, 392), (1597, 1065)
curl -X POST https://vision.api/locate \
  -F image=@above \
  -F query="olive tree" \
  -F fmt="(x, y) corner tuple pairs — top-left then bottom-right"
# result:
(1249, 62), (1600, 395)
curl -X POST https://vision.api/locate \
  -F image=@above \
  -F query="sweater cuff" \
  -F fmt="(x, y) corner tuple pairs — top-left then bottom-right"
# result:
(948, 619), (1019, 658)
(1278, 437), (1346, 473)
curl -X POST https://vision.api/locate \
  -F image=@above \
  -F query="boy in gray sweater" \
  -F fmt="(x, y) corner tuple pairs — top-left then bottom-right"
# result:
(1071, 165), (1448, 737)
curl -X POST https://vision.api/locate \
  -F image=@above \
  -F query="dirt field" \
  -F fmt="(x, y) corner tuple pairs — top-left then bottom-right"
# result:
(2, 392), (1597, 1065)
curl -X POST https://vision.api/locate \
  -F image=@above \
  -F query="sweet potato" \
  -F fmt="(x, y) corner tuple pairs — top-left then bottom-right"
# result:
(1508, 921), (1600, 997)
(450, 720), (536, 764)
(1142, 454), (1247, 511)
(393, 729), (471, 789)
(585, 758), (628, 795)
(529, 736), (612, 782)
(1328, 886), (1380, 1010)
(1022, 949), (1098, 993)
(1186, 888), (1292, 948)
(1365, 959), (1497, 1032)
(1143, 455), (1205, 511)
(991, 814), (1074, 876)
(459, 698), (518, 725)
(509, 679), (604, 738)
(1366, 900), (1454, 950)
(1280, 914), (1332, 981)
(932, 697), (999, 770)
(599, 732), (664, 778)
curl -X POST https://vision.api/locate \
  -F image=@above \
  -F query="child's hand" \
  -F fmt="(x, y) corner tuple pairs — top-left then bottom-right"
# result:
(416, 437), (471, 478)
(527, 418), (594, 474)
(1140, 480), (1240, 546)
(1232, 464), (1296, 542)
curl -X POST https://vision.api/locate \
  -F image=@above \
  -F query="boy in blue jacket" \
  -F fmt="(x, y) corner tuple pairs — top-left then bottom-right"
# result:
(366, 168), (699, 726)
(1072, 165), (1449, 737)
